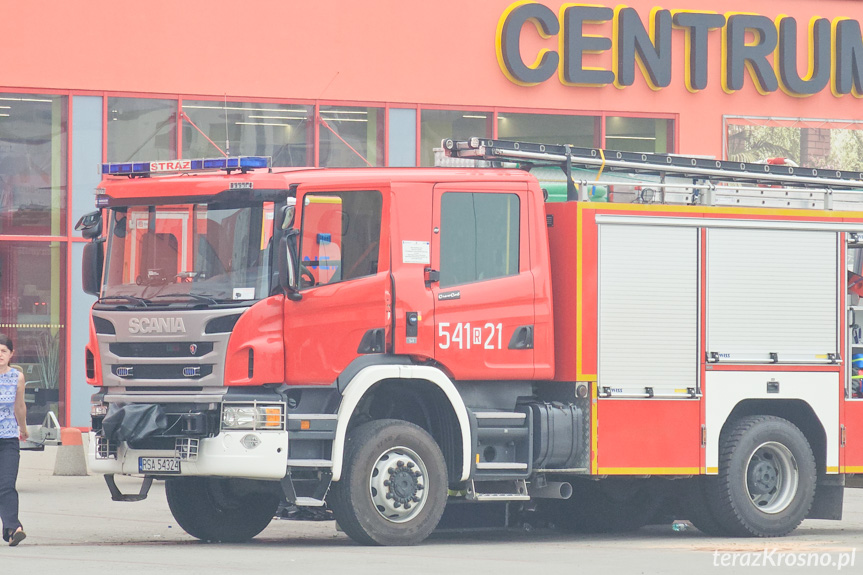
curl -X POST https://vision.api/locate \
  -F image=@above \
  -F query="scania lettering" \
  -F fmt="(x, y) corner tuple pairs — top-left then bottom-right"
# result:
(128, 317), (187, 334)
(79, 145), (863, 546)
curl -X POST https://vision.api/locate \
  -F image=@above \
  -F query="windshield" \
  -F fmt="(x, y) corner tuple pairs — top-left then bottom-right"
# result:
(101, 201), (275, 304)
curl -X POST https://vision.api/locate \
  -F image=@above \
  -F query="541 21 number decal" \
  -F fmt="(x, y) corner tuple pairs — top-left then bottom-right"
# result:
(438, 322), (502, 350)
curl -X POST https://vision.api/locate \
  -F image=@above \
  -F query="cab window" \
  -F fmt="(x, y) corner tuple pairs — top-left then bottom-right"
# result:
(298, 190), (382, 287)
(440, 192), (519, 288)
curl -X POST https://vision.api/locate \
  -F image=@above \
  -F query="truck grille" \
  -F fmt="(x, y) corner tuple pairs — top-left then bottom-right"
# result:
(95, 309), (236, 388)
(111, 364), (214, 380)
(109, 342), (215, 358)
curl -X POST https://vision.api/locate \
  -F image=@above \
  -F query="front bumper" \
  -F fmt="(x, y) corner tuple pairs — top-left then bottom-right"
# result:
(88, 430), (289, 480)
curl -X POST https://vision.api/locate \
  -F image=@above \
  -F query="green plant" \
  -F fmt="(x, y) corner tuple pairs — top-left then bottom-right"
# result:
(35, 331), (60, 389)
(828, 130), (863, 171)
(727, 125), (800, 164)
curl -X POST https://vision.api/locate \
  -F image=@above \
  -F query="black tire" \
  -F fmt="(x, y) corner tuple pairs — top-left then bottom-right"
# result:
(548, 478), (664, 533)
(165, 477), (280, 542)
(328, 419), (448, 546)
(704, 415), (816, 537)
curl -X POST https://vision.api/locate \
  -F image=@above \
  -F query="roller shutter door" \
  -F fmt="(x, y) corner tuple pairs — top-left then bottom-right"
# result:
(598, 224), (698, 397)
(706, 228), (837, 363)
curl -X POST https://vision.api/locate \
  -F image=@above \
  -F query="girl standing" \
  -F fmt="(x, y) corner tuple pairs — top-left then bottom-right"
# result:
(0, 334), (27, 546)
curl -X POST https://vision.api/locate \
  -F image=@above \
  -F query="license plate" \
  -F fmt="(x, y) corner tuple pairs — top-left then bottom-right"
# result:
(138, 457), (181, 474)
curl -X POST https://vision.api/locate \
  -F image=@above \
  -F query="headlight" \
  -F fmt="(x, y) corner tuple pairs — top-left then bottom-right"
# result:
(221, 403), (285, 431)
(222, 406), (256, 429)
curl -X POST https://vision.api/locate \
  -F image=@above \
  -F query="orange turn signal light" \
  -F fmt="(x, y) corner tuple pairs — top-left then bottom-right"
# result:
(263, 407), (282, 428)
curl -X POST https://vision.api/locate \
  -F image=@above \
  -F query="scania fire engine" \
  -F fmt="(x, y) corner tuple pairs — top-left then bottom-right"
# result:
(78, 139), (863, 545)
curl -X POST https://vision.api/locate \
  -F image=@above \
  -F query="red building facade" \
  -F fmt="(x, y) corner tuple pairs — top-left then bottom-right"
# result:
(0, 0), (860, 425)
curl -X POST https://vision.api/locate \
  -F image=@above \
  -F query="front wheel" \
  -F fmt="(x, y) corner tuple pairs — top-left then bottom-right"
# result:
(705, 415), (816, 537)
(165, 477), (280, 542)
(328, 419), (448, 546)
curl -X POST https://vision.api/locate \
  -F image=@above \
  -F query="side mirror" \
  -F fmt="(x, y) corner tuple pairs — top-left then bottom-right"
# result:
(278, 204), (296, 230)
(279, 231), (303, 301)
(82, 240), (104, 296)
(277, 236), (289, 290)
(75, 210), (103, 240)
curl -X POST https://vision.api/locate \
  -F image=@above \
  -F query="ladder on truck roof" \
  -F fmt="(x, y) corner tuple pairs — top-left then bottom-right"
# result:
(440, 137), (863, 211)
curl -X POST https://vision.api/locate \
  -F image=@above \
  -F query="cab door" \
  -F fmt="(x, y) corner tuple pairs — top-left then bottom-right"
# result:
(283, 187), (391, 385)
(430, 182), (536, 380)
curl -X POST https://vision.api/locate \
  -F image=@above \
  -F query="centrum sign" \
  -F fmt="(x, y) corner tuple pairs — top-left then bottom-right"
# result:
(495, 1), (863, 97)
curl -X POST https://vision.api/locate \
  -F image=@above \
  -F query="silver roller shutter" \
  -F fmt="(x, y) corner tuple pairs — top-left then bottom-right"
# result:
(599, 224), (698, 397)
(707, 228), (837, 363)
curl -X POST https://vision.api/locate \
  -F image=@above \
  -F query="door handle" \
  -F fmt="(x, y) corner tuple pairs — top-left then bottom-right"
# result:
(508, 325), (534, 350)
(424, 267), (440, 287)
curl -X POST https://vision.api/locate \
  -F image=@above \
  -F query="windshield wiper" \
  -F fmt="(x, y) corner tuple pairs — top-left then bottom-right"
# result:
(97, 295), (152, 307)
(154, 292), (219, 305)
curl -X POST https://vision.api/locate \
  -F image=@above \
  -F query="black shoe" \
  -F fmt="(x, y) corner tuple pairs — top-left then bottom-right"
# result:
(9, 528), (25, 547)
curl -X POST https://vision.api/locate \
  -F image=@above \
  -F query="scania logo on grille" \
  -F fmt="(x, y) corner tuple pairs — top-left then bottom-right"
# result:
(128, 317), (187, 334)
(190, 344), (198, 355)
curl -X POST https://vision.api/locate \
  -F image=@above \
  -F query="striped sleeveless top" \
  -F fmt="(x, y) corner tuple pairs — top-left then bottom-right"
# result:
(0, 368), (22, 439)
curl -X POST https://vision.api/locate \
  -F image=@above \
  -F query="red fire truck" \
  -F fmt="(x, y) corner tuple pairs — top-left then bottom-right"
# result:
(78, 139), (863, 546)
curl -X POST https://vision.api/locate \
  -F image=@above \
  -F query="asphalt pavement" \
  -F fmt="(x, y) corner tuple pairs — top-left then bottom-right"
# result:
(3, 447), (861, 574)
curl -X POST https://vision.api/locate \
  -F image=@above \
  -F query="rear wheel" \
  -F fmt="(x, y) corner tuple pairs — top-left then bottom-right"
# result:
(329, 419), (448, 546)
(165, 477), (280, 542)
(704, 416), (816, 537)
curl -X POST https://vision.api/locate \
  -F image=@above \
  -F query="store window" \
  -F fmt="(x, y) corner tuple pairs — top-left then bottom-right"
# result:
(605, 117), (674, 153)
(318, 106), (385, 167)
(726, 118), (863, 171)
(0, 241), (66, 425)
(107, 97), (177, 162)
(182, 101), (313, 167)
(498, 113), (599, 148)
(0, 93), (67, 236)
(421, 109), (492, 166)
(440, 192), (519, 288)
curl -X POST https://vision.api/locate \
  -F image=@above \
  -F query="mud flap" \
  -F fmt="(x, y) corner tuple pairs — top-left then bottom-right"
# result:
(807, 474), (844, 520)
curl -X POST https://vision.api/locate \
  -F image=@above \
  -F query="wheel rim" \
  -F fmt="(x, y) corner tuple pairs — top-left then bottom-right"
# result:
(369, 445), (428, 523)
(744, 441), (799, 514)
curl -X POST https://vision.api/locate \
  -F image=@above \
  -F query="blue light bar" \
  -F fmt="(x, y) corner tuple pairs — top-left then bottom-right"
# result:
(100, 156), (271, 176)
(239, 156), (269, 169)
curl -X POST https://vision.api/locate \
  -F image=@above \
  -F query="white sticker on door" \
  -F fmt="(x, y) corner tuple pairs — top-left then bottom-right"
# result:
(402, 241), (430, 264)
